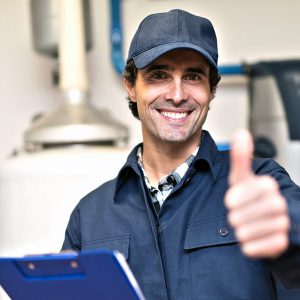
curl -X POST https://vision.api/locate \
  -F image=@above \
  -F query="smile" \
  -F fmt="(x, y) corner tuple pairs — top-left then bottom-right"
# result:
(160, 111), (189, 120)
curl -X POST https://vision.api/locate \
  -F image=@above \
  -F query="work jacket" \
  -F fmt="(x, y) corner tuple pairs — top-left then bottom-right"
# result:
(63, 131), (300, 300)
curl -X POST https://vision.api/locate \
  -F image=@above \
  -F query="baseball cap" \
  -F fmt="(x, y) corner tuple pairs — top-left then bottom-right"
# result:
(126, 9), (218, 71)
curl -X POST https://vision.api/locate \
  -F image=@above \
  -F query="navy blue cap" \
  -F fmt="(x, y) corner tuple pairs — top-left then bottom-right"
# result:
(126, 9), (218, 71)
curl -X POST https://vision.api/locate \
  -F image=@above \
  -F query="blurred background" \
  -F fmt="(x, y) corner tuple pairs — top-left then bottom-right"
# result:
(0, 0), (299, 299)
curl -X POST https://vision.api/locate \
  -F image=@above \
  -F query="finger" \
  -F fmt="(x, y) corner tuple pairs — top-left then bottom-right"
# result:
(225, 176), (285, 211)
(229, 129), (254, 185)
(240, 233), (289, 258)
(228, 194), (287, 227)
(228, 193), (287, 227)
(235, 214), (290, 243)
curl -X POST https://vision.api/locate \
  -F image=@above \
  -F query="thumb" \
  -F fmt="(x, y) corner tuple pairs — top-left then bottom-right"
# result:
(229, 129), (254, 185)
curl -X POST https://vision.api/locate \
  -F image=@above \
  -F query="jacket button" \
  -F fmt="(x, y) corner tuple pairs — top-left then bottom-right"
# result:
(219, 226), (229, 237)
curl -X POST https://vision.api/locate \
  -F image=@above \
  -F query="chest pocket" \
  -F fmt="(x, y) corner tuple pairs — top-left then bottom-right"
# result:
(184, 215), (237, 251)
(184, 216), (272, 299)
(81, 235), (130, 259)
(184, 216), (239, 299)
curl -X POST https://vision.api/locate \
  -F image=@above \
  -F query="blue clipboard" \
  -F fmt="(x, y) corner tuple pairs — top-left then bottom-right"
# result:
(0, 250), (145, 300)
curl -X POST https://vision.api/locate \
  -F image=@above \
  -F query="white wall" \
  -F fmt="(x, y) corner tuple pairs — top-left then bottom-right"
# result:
(0, 0), (300, 161)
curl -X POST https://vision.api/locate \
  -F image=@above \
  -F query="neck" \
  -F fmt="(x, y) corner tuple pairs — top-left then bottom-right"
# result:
(141, 136), (201, 186)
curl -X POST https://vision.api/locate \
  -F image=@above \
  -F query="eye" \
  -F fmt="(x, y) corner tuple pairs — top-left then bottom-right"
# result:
(151, 71), (168, 80)
(183, 73), (201, 81)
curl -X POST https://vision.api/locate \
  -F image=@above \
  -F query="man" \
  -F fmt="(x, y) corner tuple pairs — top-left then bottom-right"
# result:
(62, 9), (300, 299)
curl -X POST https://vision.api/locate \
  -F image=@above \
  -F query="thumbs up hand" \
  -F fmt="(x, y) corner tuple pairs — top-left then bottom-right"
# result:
(225, 129), (290, 258)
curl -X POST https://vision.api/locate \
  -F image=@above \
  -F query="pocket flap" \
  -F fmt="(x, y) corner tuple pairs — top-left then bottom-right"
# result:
(82, 235), (130, 259)
(184, 216), (237, 250)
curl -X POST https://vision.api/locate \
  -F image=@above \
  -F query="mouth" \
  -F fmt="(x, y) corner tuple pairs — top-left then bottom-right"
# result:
(158, 110), (191, 121)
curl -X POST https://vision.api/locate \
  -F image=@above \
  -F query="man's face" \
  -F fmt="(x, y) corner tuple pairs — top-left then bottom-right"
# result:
(125, 49), (213, 146)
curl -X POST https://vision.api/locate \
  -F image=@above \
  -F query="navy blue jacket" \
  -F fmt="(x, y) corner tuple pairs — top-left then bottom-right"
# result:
(62, 131), (300, 300)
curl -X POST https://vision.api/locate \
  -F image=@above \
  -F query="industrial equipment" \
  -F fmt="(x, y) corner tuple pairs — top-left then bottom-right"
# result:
(250, 60), (300, 185)
(249, 60), (300, 300)
(27, 0), (128, 149)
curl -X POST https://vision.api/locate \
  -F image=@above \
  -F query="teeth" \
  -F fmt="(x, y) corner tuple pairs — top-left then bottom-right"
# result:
(161, 111), (188, 119)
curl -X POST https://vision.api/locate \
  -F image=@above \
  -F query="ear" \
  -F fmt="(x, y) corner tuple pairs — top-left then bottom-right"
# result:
(209, 88), (216, 102)
(123, 78), (137, 102)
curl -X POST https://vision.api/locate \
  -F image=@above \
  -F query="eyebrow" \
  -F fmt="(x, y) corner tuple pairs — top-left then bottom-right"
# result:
(142, 64), (172, 73)
(142, 64), (209, 76)
(186, 67), (208, 76)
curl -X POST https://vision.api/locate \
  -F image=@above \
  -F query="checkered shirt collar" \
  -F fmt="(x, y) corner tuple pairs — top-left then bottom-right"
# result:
(137, 146), (198, 191)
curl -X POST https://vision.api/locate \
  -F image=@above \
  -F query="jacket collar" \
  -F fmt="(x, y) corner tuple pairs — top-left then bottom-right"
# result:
(114, 131), (219, 197)
(192, 130), (218, 180)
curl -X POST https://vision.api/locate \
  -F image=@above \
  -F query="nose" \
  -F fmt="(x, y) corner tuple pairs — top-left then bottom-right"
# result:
(164, 77), (188, 104)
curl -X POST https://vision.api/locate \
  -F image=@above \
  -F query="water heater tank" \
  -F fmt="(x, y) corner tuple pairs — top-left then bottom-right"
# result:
(0, 146), (129, 256)
(30, 0), (92, 57)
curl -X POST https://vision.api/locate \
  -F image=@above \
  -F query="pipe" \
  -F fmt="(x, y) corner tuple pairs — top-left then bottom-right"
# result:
(59, 0), (89, 98)
(110, 0), (125, 74)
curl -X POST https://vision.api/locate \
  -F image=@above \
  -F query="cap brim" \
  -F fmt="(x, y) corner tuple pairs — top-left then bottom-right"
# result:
(132, 42), (218, 71)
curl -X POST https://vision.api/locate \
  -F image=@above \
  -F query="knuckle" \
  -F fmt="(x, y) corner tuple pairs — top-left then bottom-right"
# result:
(235, 228), (246, 242)
(273, 195), (288, 212)
(225, 188), (239, 209)
(261, 176), (278, 192)
(227, 211), (238, 227)
(240, 233), (289, 259)
(224, 191), (231, 208)
(276, 234), (289, 253)
(241, 243), (256, 258)
(279, 215), (291, 231)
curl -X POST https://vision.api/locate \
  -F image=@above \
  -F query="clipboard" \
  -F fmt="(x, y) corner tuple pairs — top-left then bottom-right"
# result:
(0, 250), (145, 300)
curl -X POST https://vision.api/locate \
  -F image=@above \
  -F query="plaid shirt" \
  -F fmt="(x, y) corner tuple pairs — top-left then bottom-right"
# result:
(137, 146), (198, 211)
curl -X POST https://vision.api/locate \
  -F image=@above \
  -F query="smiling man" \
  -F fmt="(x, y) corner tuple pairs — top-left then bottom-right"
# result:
(63, 9), (300, 299)
(124, 49), (214, 186)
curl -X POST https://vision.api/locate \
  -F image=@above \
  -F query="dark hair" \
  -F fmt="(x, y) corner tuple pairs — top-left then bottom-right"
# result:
(123, 59), (221, 119)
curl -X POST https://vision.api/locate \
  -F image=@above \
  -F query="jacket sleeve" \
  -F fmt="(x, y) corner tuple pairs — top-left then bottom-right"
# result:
(255, 159), (300, 288)
(61, 206), (82, 251)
